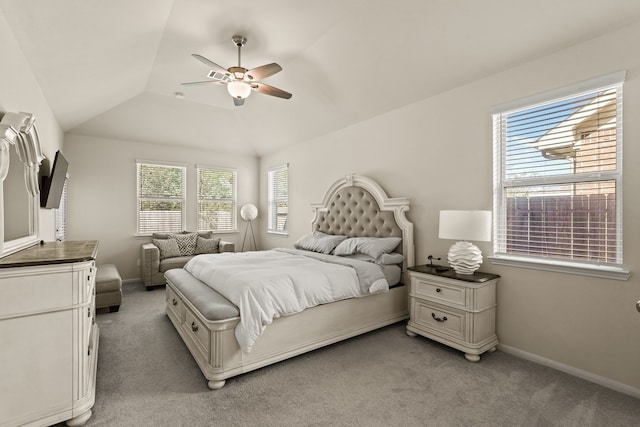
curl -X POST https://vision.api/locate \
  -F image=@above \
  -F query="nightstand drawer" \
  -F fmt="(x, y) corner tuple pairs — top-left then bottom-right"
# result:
(412, 277), (466, 308)
(412, 299), (466, 341)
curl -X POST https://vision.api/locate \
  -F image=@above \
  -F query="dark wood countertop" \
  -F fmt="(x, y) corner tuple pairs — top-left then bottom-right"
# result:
(0, 240), (98, 268)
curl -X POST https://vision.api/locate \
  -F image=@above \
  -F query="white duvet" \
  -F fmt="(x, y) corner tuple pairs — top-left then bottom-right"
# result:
(183, 248), (388, 352)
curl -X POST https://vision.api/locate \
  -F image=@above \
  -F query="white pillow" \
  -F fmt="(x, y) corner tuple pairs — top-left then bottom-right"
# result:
(333, 237), (401, 259)
(294, 231), (347, 254)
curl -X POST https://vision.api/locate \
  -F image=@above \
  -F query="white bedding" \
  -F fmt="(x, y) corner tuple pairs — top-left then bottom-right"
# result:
(183, 249), (389, 352)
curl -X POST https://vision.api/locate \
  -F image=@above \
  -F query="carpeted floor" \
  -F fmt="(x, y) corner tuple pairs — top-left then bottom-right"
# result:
(74, 281), (639, 427)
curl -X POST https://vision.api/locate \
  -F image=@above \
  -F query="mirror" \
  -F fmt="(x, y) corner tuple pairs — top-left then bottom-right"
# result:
(0, 112), (44, 258)
(3, 146), (31, 241)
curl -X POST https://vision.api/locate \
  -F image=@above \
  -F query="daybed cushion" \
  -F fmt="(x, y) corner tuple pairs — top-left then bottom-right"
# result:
(165, 269), (239, 321)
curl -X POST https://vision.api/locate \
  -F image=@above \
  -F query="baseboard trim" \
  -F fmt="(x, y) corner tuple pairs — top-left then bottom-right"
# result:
(498, 344), (640, 399)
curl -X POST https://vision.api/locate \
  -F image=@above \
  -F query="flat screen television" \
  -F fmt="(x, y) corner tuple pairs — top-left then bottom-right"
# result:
(40, 150), (68, 209)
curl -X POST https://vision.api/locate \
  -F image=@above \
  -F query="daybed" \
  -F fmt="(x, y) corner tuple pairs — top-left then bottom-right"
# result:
(165, 174), (415, 389)
(141, 231), (234, 289)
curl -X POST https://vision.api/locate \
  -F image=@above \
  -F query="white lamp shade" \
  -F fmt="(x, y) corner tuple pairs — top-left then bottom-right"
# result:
(227, 81), (252, 99)
(240, 203), (258, 221)
(438, 210), (492, 242)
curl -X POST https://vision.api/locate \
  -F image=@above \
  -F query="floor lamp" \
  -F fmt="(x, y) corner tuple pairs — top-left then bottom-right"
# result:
(240, 203), (258, 251)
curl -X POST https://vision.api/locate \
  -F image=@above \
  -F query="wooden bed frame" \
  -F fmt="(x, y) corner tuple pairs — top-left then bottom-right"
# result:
(165, 174), (414, 389)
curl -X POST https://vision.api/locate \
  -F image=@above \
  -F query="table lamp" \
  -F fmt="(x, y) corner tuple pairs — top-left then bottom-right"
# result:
(438, 210), (492, 275)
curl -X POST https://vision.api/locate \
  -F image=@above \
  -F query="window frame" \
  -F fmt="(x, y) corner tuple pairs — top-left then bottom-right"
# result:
(196, 165), (238, 233)
(135, 160), (186, 236)
(54, 175), (68, 241)
(490, 71), (629, 280)
(267, 163), (289, 235)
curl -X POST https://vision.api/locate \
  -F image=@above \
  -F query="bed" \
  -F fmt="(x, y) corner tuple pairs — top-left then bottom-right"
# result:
(164, 174), (414, 389)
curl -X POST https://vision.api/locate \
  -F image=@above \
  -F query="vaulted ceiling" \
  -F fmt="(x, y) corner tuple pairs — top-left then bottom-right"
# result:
(2, 0), (640, 156)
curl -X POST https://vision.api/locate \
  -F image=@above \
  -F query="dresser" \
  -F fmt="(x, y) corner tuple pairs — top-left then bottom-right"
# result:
(406, 265), (499, 362)
(0, 241), (99, 427)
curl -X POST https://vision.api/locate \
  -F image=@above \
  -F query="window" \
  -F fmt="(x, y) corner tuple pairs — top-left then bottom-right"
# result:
(136, 161), (186, 235)
(267, 163), (288, 234)
(55, 178), (67, 241)
(197, 166), (237, 232)
(492, 72), (626, 276)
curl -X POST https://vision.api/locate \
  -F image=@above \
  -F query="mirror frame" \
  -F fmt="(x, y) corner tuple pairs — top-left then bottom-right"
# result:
(0, 112), (45, 258)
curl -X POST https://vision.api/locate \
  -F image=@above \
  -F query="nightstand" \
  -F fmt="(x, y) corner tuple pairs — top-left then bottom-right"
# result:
(406, 265), (499, 362)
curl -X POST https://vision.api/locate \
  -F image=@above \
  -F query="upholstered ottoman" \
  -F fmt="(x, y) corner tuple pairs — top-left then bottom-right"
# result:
(96, 264), (122, 312)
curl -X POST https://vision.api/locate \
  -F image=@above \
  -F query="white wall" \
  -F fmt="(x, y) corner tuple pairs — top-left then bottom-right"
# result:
(0, 8), (62, 242)
(259, 22), (640, 391)
(64, 134), (258, 279)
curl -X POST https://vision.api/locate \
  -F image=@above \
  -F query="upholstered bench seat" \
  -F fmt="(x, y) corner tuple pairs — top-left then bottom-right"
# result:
(96, 264), (122, 312)
(165, 269), (239, 321)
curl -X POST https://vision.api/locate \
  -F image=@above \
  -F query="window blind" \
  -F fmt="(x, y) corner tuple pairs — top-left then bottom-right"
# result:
(493, 79), (623, 266)
(267, 164), (288, 234)
(136, 162), (186, 234)
(197, 167), (237, 232)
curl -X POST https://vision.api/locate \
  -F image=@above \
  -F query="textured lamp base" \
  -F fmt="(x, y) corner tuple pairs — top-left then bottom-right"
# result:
(447, 241), (483, 274)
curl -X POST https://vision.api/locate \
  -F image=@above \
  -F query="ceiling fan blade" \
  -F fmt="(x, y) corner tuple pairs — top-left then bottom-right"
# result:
(245, 63), (282, 81)
(233, 97), (245, 107)
(191, 54), (229, 75)
(181, 80), (226, 86)
(251, 82), (292, 99)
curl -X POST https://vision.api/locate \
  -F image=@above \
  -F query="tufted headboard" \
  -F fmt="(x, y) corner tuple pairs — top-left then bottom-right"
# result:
(311, 175), (414, 280)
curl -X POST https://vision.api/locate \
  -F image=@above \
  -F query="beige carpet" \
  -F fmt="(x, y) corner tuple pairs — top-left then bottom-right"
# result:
(73, 281), (639, 427)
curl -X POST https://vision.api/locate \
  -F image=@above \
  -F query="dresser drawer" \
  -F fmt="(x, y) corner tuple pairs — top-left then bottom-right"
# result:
(412, 299), (466, 341)
(412, 277), (466, 308)
(184, 308), (210, 362)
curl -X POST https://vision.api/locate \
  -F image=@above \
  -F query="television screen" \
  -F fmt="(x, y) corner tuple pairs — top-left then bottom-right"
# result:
(41, 150), (68, 209)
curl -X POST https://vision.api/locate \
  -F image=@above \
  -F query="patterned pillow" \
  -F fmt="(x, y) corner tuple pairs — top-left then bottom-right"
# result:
(169, 232), (198, 256)
(152, 238), (181, 260)
(195, 237), (221, 255)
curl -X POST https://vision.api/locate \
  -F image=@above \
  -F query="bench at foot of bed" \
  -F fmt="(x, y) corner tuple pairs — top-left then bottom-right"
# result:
(165, 268), (409, 390)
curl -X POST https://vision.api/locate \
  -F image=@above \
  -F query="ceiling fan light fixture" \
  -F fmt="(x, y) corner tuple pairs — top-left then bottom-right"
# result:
(227, 80), (252, 99)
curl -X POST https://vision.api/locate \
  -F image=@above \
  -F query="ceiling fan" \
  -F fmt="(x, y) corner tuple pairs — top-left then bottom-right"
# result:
(182, 35), (292, 107)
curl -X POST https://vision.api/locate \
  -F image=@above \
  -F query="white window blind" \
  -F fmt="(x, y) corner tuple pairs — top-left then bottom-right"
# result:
(493, 75), (623, 268)
(136, 161), (186, 235)
(55, 178), (67, 241)
(197, 167), (237, 232)
(267, 164), (288, 234)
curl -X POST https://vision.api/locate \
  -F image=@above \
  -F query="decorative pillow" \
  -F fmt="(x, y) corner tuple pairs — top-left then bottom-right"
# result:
(378, 252), (405, 265)
(195, 237), (221, 255)
(294, 231), (347, 254)
(152, 238), (181, 260)
(343, 252), (405, 265)
(333, 237), (402, 259)
(168, 232), (198, 256)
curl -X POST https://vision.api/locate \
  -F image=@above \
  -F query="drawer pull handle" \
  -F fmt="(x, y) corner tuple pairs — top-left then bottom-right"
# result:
(172, 298), (178, 306)
(87, 307), (91, 318)
(431, 312), (447, 322)
(436, 288), (441, 293)
(191, 322), (199, 332)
